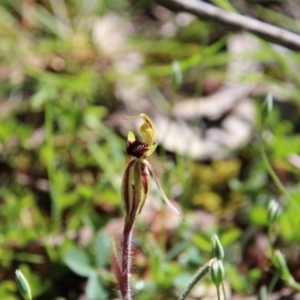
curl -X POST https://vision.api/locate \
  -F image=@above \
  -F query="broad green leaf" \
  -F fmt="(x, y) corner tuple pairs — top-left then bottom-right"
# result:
(211, 0), (237, 12)
(94, 231), (110, 268)
(192, 233), (211, 252)
(248, 205), (268, 226)
(220, 228), (242, 246)
(63, 248), (93, 277)
(225, 264), (247, 292)
(86, 271), (108, 300)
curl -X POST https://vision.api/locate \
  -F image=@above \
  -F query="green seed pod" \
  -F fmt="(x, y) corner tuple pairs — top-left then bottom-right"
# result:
(212, 234), (224, 260)
(267, 200), (282, 224)
(210, 259), (225, 287)
(15, 270), (32, 300)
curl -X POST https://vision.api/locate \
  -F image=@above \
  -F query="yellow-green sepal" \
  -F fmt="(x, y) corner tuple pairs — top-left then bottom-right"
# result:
(127, 131), (135, 143)
(138, 114), (155, 146)
(136, 161), (150, 215)
(124, 113), (155, 146)
(143, 143), (158, 158)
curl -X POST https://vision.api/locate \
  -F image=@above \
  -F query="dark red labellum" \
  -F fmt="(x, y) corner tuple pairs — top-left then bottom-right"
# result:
(126, 140), (148, 158)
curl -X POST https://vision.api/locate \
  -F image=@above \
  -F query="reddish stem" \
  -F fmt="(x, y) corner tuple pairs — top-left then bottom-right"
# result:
(121, 217), (135, 300)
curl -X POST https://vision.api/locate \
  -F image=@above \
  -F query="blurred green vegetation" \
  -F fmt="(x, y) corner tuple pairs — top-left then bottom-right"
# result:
(0, 0), (300, 299)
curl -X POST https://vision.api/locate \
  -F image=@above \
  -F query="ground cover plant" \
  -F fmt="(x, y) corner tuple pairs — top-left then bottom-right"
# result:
(1, 0), (300, 299)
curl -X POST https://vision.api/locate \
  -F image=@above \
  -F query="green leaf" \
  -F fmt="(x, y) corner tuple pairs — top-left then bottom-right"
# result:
(249, 205), (268, 226)
(192, 233), (211, 252)
(30, 87), (52, 110)
(220, 228), (242, 246)
(273, 135), (300, 159)
(211, 0), (237, 12)
(86, 271), (108, 300)
(84, 106), (108, 129)
(63, 248), (93, 277)
(94, 231), (110, 268)
(225, 264), (247, 292)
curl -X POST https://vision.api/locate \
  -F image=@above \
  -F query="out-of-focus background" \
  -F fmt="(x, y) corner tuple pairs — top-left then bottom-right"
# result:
(1, 0), (300, 299)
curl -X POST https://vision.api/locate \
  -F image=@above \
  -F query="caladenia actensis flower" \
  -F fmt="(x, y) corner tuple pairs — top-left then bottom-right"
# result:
(122, 113), (182, 224)
(111, 113), (182, 300)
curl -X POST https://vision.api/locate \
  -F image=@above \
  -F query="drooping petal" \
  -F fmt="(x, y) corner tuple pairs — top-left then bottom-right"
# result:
(131, 161), (144, 216)
(121, 159), (136, 218)
(122, 159), (151, 222)
(145, 160), (183, 219)
(136, 161), (151, 215)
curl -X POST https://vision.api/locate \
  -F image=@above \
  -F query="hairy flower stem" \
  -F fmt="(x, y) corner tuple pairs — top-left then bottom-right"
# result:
(121, 218), (135, 300)
(178, 259), (213, 300)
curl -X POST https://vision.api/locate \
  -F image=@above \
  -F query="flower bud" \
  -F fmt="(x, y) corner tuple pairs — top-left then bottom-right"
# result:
(267, 200), (282, 224)
(274, 250), (297, 286)
(257, 285), (267, 300)
(260, 93), (273, 126)
(15, 270), (32, 300)
(212, 234), (224, 260)
(210, 259), (225, 287)
(171, 60), (182, 92)
(274, 250), (289, 276)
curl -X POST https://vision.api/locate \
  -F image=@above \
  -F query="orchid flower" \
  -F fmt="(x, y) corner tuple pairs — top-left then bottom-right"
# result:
(122, 113), (182, 224)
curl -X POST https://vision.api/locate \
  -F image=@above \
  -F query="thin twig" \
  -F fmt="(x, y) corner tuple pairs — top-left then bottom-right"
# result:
(156, 0), (300, 51)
